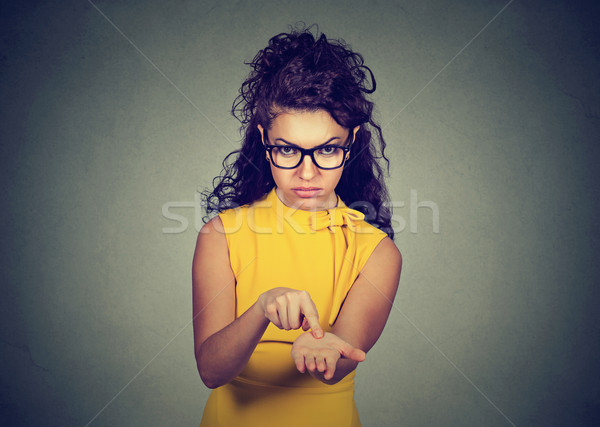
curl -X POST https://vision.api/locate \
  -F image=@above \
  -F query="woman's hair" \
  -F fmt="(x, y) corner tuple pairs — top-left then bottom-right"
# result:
(203, 24), (394, 239)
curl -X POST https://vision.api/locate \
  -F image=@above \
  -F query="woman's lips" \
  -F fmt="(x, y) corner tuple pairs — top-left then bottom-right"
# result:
(292, 187), (321, 198)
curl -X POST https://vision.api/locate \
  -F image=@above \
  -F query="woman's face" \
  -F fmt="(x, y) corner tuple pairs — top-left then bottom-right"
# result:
(258, 109), (359, 211)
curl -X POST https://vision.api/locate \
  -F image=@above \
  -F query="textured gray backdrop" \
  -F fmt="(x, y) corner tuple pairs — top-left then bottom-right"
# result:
(1, 0), (599, 426)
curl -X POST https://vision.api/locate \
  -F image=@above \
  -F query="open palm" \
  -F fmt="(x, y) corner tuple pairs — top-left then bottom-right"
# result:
(291, 332), (366, 380)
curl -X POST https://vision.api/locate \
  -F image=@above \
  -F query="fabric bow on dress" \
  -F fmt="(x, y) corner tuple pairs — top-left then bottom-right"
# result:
(309, 207), (365, 232)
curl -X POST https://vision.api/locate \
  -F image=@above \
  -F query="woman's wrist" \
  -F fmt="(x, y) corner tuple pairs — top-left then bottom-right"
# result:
(250, 298), (270, 327)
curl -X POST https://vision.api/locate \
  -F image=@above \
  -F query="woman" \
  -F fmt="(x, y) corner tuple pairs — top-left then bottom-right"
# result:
(193, 26), (402, 426)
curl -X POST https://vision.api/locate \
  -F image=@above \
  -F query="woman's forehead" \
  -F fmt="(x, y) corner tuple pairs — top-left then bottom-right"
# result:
(268, 110), (347, 146)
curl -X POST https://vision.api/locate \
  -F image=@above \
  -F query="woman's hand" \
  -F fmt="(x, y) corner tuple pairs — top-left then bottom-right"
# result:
(257, 288), (324, 338)
(291, 332), (366, 381)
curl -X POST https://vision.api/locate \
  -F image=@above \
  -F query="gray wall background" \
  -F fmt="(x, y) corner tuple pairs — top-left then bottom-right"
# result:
(2, 1), (599, 426)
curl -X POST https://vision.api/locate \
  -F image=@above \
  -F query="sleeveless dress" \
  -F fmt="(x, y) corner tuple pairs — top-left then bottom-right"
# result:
(200, 188), (387, 427)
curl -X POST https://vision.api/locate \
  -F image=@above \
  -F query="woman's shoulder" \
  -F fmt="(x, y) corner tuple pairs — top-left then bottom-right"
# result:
(200, 215), (225, 232)
(195, 216), (228, 259)
(371, 235), (402, 263)
(197, 216), (226, 241)
(348, 215), (400, 267)
(215, 191), (274, 234)
(349, 214), (388, 241)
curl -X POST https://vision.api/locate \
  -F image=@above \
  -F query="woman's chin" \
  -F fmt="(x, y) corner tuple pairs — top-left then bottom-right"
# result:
(277, 187), (336, 211)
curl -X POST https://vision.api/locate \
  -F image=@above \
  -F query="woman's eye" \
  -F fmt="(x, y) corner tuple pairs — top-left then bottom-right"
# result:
(280, 146), (297, 156)
(318, 146), (337, 156)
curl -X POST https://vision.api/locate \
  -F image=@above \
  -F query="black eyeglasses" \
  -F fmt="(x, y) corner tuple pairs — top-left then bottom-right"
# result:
(264, 131), (353, 170)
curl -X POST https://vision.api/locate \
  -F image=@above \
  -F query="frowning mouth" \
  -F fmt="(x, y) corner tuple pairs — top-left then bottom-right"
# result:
(292, 187), (322, 198)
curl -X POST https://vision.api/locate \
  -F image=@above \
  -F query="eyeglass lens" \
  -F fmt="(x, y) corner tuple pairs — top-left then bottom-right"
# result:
(270, 146), (345, 169)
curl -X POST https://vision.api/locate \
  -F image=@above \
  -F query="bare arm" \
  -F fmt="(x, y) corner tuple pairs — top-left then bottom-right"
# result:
(193, 217), (324, 389)
(291, 236), (402, 384)
(192, 217), (263, 388)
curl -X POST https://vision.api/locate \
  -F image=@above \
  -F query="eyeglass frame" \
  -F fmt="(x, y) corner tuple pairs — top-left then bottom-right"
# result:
(263, 130), (354, 170)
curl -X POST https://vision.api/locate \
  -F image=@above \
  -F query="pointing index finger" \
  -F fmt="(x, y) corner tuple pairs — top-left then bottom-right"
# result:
(309, 321), (324, 339)
(300, 295), (323, 339)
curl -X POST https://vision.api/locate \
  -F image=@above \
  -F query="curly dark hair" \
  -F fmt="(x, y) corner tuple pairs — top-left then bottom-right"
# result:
(203, 25), (394, 239)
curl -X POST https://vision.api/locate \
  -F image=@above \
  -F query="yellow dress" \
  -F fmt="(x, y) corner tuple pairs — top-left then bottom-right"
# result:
(200, 188), (387, 427)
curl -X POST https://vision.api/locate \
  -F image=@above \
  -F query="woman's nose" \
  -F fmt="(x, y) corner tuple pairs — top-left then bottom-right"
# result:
(297, 154), (318, 180)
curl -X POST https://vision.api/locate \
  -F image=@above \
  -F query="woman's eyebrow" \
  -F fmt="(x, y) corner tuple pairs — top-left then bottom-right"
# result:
(273, 136), (343, 147)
